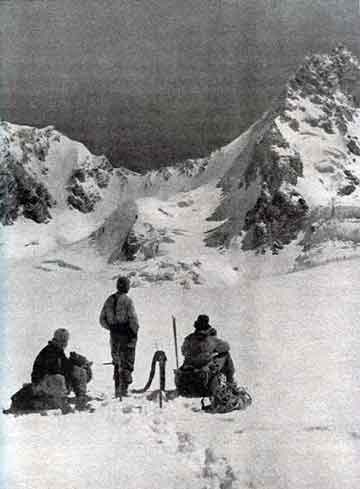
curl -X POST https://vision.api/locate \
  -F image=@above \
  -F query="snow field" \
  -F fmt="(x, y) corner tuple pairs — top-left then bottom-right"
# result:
(2, 257), (360, 489)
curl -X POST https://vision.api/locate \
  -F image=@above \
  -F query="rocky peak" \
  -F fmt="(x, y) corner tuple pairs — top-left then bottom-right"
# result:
(288, 45), (360, 104)
(206, 46), (360, 255)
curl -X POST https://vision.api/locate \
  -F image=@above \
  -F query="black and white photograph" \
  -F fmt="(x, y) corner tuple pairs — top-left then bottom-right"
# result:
(1, 1), (359, 488)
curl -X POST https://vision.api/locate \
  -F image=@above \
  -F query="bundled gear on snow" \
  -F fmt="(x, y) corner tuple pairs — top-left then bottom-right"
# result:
(100, 276), (139, 398)
(175, 315), (252, 414)
(6, 329), (93, 414)
(8, 382), (68, 413)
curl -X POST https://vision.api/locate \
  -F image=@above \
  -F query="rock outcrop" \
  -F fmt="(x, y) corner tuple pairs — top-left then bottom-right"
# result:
(0, 123), (57, 224)
(66, 155), (113, 213)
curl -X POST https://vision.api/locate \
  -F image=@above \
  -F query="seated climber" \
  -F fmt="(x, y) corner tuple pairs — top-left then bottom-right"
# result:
(8, 328), (92, 414)
(175, 315), (251, 413)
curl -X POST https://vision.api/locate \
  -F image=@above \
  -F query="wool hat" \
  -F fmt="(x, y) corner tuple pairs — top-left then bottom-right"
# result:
(194, 314), (210, 331)
(117, 276), (130, 293)
(52, 328), (70, 347)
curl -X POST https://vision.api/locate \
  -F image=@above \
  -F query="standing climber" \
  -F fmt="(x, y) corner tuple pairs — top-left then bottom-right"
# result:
(100, 276), (139, 397)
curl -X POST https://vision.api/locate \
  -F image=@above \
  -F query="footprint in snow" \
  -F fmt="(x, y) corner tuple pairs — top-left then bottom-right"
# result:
(34, 266), (53, 272)
(42, 259), (83, 271)
(349, 431), (360, 440)
(304, 425), (331, 432)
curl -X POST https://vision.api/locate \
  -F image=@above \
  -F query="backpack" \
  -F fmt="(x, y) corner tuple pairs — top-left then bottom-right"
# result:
(175, 364), (252, 413)
(202, 374), (252, 414)
(108, 294), (136, 339)
(8, 383), (65, 413)
(69, 351), (93, 383)
(174, 360), (221, 398)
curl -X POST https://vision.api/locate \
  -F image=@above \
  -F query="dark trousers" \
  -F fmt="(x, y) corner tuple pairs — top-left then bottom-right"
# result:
(110, 333), (136, 385)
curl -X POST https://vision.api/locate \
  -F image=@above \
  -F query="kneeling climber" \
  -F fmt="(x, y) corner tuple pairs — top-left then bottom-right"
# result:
(8, 328), (92, 413)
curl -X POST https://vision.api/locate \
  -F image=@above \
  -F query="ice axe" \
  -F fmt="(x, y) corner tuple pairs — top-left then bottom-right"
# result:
(172, 315), (179, 370)
(102, 361), (123, 400)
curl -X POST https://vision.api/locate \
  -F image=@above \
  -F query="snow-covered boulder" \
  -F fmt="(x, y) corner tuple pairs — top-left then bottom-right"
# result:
(89, 199), (138, 263)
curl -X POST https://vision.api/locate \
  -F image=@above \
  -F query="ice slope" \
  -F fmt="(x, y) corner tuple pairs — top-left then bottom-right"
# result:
(2, 255), (360, 489)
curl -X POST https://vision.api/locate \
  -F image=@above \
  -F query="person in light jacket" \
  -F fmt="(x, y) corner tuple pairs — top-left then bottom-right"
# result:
(100, 276), (139, 397)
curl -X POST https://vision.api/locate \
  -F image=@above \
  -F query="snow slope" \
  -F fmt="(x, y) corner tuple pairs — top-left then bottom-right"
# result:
(2, 46), (360, 489)
(2, 255), (360, 489)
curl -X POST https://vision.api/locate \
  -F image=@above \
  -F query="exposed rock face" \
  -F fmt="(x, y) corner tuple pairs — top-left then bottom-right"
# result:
(0, 121), (116, 225)
(242, 189), (308, 252)
(0, 123), (56, 224)
(66, 155), (113, 213)
(121, 222), (175, 262)
(206, 46), (360, 253)
(240, 125), (307, 251)
(347, 138), (360, 156)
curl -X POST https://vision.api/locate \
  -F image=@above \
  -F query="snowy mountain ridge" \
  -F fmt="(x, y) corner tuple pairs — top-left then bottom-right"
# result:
(206, 46), (360, 262)
(2, 46), (360, 276)
(0, 119), (243, 227)
(0, 117), (251, 267)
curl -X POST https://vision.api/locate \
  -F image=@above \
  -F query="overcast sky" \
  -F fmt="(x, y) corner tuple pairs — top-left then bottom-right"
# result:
(1, 0), (359, 169)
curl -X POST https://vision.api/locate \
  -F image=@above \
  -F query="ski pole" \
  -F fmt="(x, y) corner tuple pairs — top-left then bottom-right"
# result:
(172, 315), (179, 369)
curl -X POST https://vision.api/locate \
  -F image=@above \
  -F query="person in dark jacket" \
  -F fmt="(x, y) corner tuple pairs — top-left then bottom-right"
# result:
(181, 315), (236, 383)
(176, 315), (252, 413)
(100, 276), (139, 397)
(31, 328), (72, 386)
(31, 328), (92, 410)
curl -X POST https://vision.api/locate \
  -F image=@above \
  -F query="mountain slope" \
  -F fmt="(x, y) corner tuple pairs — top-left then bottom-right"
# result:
(0, 120), (252, 263)
(206, 46), (360, 262)
(2, 46), (360, 274)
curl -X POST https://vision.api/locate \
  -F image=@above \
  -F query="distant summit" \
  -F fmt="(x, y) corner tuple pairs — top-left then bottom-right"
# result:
(206, 46), (360, 259)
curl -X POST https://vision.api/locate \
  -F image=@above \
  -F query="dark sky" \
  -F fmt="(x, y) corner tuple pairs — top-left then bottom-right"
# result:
(1, 0), (359, 170)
